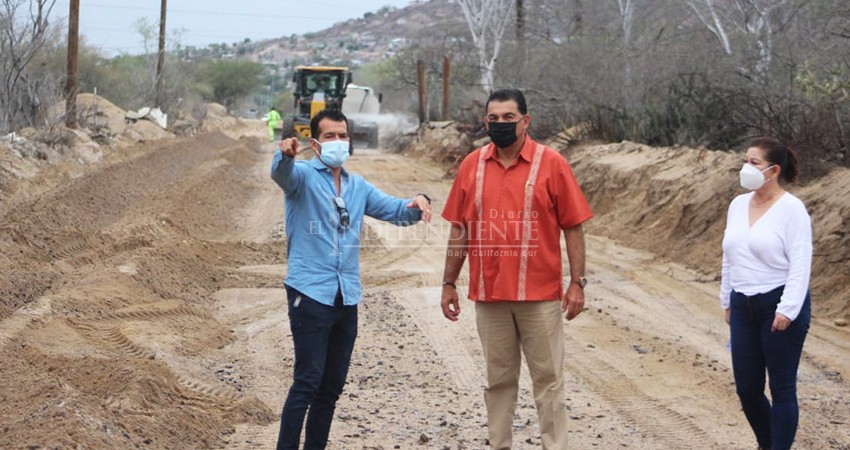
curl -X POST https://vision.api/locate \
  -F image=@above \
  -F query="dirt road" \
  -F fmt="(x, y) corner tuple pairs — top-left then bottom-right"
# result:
(1, 127), (848, 449)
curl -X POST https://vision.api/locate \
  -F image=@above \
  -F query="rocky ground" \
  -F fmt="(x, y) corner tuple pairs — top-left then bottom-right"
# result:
(0, 118), (848, 449)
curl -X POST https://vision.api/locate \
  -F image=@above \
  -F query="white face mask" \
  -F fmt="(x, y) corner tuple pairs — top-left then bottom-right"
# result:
(739, 163), (774, 190)
(313, 139), (350, 168)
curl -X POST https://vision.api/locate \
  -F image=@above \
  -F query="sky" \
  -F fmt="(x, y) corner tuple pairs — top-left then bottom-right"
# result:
(51, 0), (416, 55)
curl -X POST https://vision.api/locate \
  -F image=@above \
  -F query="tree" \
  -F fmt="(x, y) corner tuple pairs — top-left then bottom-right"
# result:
(615, 0), (637, 91)
(197, 60), (263, 109)
(456, 0), (515, 93)
(685, 0), (797, 79)
(373, 16), (481, 119)
(685, 0), (732, 55)
(0, 0), (58, 132)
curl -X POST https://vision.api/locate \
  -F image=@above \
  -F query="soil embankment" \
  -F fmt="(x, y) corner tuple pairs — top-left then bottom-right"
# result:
(567, 141), (850, 321)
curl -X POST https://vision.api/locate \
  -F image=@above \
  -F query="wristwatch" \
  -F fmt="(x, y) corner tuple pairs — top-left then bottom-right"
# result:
(572, 277), (588, 289)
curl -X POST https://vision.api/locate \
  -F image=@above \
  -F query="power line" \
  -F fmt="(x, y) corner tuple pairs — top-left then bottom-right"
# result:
(81, 3), (351, 21)
(81, 25), (283, 41)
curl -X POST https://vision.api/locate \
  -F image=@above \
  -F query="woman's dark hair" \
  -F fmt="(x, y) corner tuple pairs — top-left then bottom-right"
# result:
(749, 137), (800, 183)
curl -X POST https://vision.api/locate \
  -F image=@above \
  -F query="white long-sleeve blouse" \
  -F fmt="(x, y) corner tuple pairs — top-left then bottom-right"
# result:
(719, 191), (813, 321)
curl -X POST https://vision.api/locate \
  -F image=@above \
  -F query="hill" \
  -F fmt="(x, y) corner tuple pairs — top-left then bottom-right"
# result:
(245, 0), (461, 69)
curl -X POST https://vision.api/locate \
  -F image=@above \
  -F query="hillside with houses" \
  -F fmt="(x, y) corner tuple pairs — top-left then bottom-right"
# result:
(238, 0), (461, 94)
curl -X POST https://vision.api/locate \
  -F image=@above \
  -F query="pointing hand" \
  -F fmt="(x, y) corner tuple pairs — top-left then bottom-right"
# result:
(279, 137), (300, 158)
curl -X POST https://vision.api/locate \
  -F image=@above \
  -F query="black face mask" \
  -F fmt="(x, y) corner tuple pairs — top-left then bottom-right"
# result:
(488, 121), (520, 148)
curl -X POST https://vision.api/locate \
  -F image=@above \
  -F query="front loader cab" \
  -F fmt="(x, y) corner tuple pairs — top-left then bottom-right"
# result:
(286, 66), (352, 139)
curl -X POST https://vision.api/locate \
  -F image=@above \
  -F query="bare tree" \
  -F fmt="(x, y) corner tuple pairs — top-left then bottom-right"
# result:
(521, 0), (585, 47)
(456, 0), (515, 93)
(381, 21), (481, 120)
(686, 0), (797, 78)
(130, 16), (186, 109)
(686, 0), (733, 54)
(616, 0), (637, 90)
(0, 0), (58, 132)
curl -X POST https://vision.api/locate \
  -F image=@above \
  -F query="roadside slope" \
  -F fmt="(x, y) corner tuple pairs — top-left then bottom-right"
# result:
(567, 141), (850, 321)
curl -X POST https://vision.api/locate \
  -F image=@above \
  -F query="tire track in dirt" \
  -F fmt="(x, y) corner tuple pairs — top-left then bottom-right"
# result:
(564, 334), (715, 447)
(211, 288), (289, 449)
(572, 237), (740, 448)
(0, 296), (53, 348)
(174, 374), (243, 404)
(63, 302), (252, 413)
(101, 303), (212, 322)
(52, 233), (96, 262)
(66, 320), (155, 359)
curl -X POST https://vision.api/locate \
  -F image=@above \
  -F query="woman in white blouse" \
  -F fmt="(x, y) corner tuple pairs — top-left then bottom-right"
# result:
(720, 137), (812, 450)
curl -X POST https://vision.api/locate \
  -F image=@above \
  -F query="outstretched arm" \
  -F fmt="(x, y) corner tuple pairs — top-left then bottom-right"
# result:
(270, 137), (304, 193)
(364, 182), (428, 225)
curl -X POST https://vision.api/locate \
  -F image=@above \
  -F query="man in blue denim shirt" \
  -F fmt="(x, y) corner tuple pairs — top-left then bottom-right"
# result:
(271, 109), (432, 450)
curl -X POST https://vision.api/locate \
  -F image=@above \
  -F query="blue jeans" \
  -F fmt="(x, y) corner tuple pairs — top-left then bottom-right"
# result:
(276, 286), (358, 450)
(729, 286), (810, 450)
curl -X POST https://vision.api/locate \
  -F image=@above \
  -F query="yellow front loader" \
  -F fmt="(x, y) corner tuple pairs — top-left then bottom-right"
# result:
(282, 66), (351, 140)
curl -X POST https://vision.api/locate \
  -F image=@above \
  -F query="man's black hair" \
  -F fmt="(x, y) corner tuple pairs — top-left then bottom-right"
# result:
(485, 88), (528, 115)
(310, 109), (350, 140)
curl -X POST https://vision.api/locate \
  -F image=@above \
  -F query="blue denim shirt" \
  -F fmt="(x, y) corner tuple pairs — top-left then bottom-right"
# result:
(271, 151), (421, 306)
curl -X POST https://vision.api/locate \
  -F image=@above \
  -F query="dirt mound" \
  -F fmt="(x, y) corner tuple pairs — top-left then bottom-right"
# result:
(795, 168), (850, 317)
(566, 141), (850, 320)
(75, 93), (130, 137)
(48, 93), (174, 145)
(1, 94), (171, 202)
(202, 103), (241, 132)
(1, 97), (262, 206)
(390, 121), (474, 177)
(0, 131), (282, 448)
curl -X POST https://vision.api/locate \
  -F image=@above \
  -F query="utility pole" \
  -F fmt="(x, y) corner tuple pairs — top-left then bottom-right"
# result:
(516, 0), (524, 40)
(516, 0), (525, 63)
(155, 0), (167, 108)
(417, 60), (427, 124)
(442, 56), (451, 121)
(574, 0), (584, 35)
(65, 0), (80, 128)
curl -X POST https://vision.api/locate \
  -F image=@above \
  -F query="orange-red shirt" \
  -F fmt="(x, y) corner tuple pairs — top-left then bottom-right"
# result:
(442, 137), (592, 301)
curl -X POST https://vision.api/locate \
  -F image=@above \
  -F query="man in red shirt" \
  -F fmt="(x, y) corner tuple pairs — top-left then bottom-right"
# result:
(440, 88), (592, 450)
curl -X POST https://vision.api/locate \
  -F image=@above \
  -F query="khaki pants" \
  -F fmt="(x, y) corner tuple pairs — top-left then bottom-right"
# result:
(475, 300), (568, 450)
